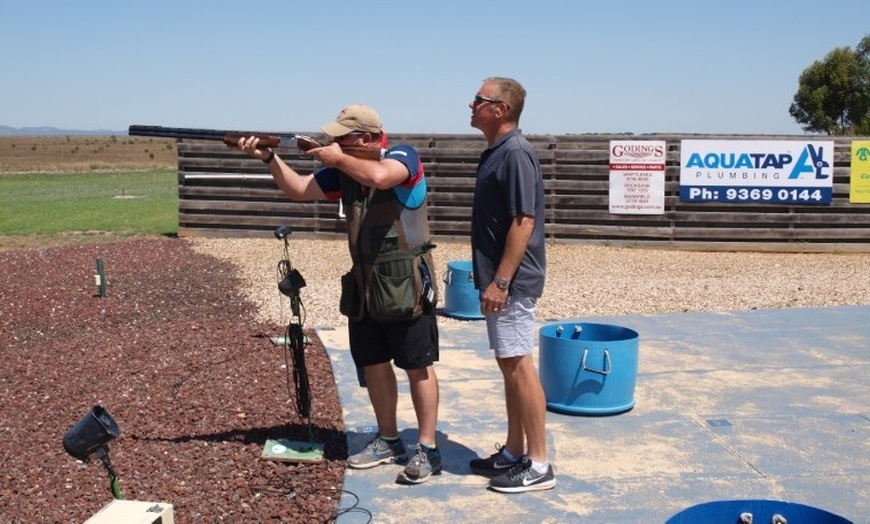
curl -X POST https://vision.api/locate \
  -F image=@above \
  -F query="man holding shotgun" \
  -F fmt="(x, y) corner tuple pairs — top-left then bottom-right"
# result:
(236, 104), (442, 485)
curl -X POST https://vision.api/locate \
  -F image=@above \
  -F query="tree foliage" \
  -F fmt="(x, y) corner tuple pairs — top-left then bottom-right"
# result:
(789, 35), (870, 135)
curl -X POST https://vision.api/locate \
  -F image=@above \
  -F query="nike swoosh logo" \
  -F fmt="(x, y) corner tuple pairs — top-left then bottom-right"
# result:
(522, 476), (542, 486)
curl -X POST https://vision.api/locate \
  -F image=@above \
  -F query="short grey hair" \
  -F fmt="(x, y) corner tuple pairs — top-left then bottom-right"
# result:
(483, 76), (526, 123)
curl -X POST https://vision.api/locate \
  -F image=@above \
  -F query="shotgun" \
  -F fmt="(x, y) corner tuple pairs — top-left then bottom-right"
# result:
(127, 124), (381, 160)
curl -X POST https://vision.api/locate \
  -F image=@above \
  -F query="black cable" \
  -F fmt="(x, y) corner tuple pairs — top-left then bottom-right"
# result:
(332, 489), (373, 523)
(247, 485), (372, 524)
(276, 237), (313, 430)
(286, 321), (310, 419)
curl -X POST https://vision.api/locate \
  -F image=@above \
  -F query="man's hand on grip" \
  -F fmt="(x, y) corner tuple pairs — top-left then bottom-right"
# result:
(236, 136), (270, 162)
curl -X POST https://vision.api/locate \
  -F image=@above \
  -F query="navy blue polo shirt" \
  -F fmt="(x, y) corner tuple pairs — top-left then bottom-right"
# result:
(471, 129), (546, 298)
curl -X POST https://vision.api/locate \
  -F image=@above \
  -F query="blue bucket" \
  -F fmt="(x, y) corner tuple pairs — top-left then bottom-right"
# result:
(666, 499), (852, 524)
(443, 260), (483, 320)
(538, 322), (638, 416)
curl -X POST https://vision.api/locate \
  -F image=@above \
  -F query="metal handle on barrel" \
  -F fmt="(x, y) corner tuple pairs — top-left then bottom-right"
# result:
(581, 348), (612, 375)
(444, 270), (452, 286)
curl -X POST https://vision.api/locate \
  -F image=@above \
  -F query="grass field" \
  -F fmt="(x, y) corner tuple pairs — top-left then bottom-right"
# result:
(0, 136), (179, 249)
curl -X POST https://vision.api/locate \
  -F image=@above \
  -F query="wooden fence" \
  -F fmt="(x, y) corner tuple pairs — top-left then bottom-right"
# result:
(174, 133), (870, 252)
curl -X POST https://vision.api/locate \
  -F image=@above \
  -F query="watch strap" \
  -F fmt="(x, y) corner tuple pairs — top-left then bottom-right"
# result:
(494, 277), (510, 290)
(262, 149), (276, 165)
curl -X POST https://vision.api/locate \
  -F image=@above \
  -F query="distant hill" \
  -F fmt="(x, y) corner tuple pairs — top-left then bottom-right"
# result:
(0, 125), (124, 136)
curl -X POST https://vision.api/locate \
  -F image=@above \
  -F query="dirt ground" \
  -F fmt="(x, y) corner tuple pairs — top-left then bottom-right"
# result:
(0, 136), (176, 173)
(0, 237), (346, 522)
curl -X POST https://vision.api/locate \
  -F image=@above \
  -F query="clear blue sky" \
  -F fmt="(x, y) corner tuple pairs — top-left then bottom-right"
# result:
(2, 0), (868, 136)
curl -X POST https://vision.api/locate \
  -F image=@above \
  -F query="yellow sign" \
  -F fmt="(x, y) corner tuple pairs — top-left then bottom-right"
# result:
(851, 140), (870, 203)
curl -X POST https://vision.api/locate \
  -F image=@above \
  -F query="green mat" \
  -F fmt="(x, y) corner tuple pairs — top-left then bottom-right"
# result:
(260, 438), (324, 464)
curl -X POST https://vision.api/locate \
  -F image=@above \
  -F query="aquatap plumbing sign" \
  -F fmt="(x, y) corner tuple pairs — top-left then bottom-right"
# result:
(679, 140), (834, 204)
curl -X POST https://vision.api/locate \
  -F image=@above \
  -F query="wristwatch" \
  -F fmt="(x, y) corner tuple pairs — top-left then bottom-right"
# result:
(493, 277), (510, 291)
(262, 149), (276, 165)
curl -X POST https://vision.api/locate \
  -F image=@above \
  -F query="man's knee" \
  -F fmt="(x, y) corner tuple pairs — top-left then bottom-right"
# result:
(406, 365), (435, 382)
(364, 361), (394, 379)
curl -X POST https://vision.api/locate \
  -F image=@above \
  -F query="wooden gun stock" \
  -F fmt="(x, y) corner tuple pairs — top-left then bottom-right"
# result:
(129, 125), (382, 161)
(295, 135), (383, 161)
(221, 133), (281, 148)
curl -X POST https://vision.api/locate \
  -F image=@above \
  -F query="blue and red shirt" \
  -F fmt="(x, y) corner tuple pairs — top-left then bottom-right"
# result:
(312, 144), (427, 209)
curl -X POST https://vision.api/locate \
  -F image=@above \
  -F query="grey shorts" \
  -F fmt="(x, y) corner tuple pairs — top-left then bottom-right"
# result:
(485, 295), (537, 358)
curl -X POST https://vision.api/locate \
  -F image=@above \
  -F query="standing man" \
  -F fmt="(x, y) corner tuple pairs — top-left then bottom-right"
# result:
(467, 78), (555, 493)
(236, 104), (441, 485)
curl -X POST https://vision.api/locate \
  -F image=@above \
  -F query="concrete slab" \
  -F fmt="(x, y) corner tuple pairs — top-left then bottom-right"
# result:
(320, 305), (869, 523)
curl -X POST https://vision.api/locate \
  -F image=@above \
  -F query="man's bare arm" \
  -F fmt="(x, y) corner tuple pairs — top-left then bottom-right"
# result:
(310, 143), (408, 189)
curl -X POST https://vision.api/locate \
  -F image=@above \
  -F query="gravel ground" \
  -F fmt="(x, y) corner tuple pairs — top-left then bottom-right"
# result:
(0, 238), (346, 522)
(191, 237), (870, 328)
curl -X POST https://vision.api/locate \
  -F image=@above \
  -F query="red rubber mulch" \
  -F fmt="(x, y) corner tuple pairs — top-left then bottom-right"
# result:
(0, 237), (347, 522)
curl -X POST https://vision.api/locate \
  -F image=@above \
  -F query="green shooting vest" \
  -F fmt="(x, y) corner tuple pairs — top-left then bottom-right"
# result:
(338, 173), (437, 323)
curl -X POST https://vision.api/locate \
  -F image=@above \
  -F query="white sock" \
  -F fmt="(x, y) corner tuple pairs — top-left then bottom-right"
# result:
(531, 459), (549, 474)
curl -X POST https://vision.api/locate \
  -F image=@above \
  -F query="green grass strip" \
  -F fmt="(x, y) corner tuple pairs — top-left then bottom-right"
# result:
(0, 169), (177, 236)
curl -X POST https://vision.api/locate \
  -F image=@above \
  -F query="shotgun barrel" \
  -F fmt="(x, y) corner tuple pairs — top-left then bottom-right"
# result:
(128, 125), (288, 148)
(128, 124), (381, 160)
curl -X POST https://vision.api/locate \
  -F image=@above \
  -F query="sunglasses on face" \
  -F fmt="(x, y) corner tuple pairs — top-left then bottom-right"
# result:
(473, 95), (504, 105)
(334, 131), (365, 142)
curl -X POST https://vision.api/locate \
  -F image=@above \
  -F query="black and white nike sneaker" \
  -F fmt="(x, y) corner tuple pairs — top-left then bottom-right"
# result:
(488, 456), (556, 493)
(469, 444), (519, 477)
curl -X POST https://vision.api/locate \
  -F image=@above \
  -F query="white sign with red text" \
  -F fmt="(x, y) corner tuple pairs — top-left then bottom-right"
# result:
(609, 140), (666, 214)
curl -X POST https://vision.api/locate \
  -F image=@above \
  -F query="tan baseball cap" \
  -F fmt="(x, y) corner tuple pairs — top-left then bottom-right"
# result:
(321, 104), (383, 137)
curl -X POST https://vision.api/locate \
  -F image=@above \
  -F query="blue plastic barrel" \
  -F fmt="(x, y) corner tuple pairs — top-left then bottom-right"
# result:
(538, 322), (639, 416)
(443, 260), (483, 320)
(666, 499), (852, 524)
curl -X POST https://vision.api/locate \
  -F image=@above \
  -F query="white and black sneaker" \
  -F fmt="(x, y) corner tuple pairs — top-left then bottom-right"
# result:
(469, 444), (519, 477)
(488, 456), (556, 493)
(396, 443), (442, 484)
(347, 436), (407, 469)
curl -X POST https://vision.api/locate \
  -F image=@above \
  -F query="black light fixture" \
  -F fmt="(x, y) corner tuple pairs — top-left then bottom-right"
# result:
(63, 405), (122, 499)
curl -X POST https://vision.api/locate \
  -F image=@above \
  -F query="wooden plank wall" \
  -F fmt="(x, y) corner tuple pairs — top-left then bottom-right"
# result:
(175, 133), (870, 252)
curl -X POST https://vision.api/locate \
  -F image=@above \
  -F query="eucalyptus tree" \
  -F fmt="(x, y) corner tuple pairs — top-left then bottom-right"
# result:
(789, 35), (870, 135)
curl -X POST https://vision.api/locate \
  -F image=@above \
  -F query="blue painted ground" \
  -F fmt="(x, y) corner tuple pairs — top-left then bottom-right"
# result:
(318, 305), (868, 523)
